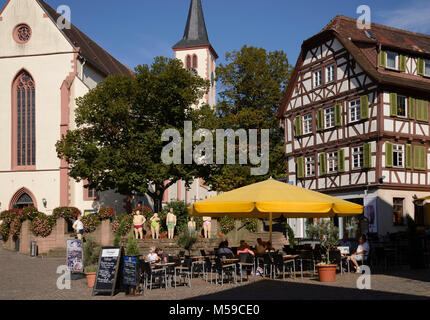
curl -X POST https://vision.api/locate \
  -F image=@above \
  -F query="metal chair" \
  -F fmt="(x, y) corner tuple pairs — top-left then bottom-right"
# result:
(213, 256), (237, 286)
(174, 258), (192, 288)
(143, 262), (167, 291)
(203, 256), (215, 283)
(273, 253), (295, 280)
(238, 253), (255, 283)
(298, 250), (315, 278)
(262, 253), (274, 278)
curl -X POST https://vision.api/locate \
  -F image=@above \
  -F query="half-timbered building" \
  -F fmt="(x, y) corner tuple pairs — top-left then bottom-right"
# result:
(277, 16), (430, 237)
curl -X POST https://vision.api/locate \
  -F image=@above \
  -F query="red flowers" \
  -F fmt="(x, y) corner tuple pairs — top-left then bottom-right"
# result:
(97, 207), (115, 220)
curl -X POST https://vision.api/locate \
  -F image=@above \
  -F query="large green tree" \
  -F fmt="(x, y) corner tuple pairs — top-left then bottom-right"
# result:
(205, 45), (293, 192)
(56, 57), (210, 212)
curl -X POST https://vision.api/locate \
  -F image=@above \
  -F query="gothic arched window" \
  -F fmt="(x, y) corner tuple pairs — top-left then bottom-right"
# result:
(185, 55), (191, 70)
(192, 54), (198, 69)
(12, 70), (35, 169)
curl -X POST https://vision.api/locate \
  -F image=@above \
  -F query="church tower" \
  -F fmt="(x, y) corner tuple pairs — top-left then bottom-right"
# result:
(173, 0), (217, 107)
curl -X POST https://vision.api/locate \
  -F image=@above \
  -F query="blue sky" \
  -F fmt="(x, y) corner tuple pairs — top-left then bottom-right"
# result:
(2, 0), (430, 69)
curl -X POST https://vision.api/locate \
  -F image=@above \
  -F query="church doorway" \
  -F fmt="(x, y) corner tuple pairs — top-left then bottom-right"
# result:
(9, 187), (37, 210)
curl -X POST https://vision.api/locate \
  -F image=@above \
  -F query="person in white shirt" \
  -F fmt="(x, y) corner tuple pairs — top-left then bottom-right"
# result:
(146, 247), (159, 263)
(349, 234), (369, 273)
(72, 214), (84, 240)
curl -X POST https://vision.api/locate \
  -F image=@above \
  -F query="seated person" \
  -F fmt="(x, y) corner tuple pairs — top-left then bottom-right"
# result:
(147, 247), (159, 263)
(265, 241), (275, 253)
(218, 241), (233, 256)
(348, 234), (369, 272)
(337, 235), (352, 256)
(255, 238), (266, 255)
(156, 248), (169, 264)
(237, 243), (255, 256)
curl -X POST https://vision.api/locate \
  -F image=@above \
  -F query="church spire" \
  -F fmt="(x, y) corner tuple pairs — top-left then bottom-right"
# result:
(173, 0), (211, 49)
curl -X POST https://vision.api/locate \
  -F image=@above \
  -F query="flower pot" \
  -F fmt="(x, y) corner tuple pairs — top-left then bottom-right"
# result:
(86, 272), (97, 288)
(316, 265), (337, 282)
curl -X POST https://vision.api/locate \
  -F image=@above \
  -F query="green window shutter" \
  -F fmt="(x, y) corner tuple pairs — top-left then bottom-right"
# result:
(363, 143), (372, 169)
(416, 99), (428, 121)
(406, 144), (412, 169)
(379, 50), (386, 68)
(399, 55), (406, 72)
(334, 103), (342, 126)
(385, 142), (393, 168)
(297, 157), (304, 179)
(423, 100), (429, 121)
(319, 153), (327, 176)
(418, 58), (424, 76)
(414, 146), (427, 171)
(360, 95), (369, 119)
(317, 109), (324, 131)
(295, 116), (302, 137)
(390, 93), (398, 117)
(338, 149), (345, 173)
(409, 97), (415, 120)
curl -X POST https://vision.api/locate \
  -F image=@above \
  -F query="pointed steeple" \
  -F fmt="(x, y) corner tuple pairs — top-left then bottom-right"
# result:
(173, 0), (212, 49)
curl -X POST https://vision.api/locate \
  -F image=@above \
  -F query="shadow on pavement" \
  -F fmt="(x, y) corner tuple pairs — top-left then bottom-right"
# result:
(187, 279), (429, 300)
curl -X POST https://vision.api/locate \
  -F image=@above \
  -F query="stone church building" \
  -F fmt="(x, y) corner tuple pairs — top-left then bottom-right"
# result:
(0, 0), (216, 215)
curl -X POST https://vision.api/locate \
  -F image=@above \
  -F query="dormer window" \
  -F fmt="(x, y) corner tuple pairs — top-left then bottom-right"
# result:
(386, 51), (398, 70)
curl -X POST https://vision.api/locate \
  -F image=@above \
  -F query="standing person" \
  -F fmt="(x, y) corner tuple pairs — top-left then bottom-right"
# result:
(73, 214), (84, 240)
(349, 234), (370, 273)
(188, 217), (196, 234)
(203, 216), (211, 238)
(166, 208), (177, 239)
(133, 210), (146, 240)
(150, 213), (160, 239)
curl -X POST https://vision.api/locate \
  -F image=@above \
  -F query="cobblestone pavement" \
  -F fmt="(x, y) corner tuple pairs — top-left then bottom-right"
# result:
(1, 247), (430, 300)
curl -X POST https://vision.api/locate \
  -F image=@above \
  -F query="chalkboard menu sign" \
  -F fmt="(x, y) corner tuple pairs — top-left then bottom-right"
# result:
(92, 247), (123, 296)
(122, 256), (137, 286)
(66, 239), (83, 273)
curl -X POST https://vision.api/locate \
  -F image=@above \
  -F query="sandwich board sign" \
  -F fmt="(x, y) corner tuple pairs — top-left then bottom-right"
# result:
(66, 239), (83, 273)
(92, 247), (123, 296)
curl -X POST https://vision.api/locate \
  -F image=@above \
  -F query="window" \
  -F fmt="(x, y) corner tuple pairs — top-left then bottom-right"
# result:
(327, 151), (338, 173)
(324, 107), (335, 129)
(192, 54), (198, 69)
(326, 64), (335, 83)
(393, 144), (404, 168)
(305, 156), (315, 177)
(393, 198), (404, 226)
(386, 51), (398, 69)
(352, 146), (364, 169)
(425, 59), (430, 77)
(13, 70), (35, 169)
(313, 69), (322, 87)
(185, 55), (191, 70)
(303, 113), (312, 135)
(83, 180), (98, 201)
(397, 95), (407, 117)
(349, 99), (361, 122)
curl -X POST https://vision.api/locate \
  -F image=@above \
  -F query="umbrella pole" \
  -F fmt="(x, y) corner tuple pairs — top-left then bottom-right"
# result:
(269, 212), (273, 244)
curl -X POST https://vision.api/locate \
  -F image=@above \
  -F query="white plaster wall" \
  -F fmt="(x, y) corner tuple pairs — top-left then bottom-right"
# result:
(175, 48), (216, 107)
(0, 0), (74, 56)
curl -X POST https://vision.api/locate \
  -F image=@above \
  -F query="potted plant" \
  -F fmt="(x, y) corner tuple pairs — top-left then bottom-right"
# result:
(83, 238), (101, 288)
(308, 220), (339, 282)
(176, 229), (198, 257)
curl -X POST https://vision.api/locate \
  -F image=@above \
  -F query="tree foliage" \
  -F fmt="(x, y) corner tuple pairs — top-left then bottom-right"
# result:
(205, 45), (293, 191)
(56, 57), (210, 211)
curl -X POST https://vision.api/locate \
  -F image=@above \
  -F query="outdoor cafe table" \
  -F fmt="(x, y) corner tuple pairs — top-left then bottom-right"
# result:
(222, 258), (239, 264)
(283, 255), (299, 260)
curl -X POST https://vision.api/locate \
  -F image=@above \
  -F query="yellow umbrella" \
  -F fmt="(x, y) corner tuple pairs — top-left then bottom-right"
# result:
(188, 178), (363, 243)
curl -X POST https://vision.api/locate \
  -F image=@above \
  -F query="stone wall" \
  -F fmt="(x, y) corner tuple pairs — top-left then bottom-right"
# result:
(1, 218), (114, 255)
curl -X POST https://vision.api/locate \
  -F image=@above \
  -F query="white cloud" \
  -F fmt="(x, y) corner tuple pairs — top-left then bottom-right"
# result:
(377, 1), (430, 33)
